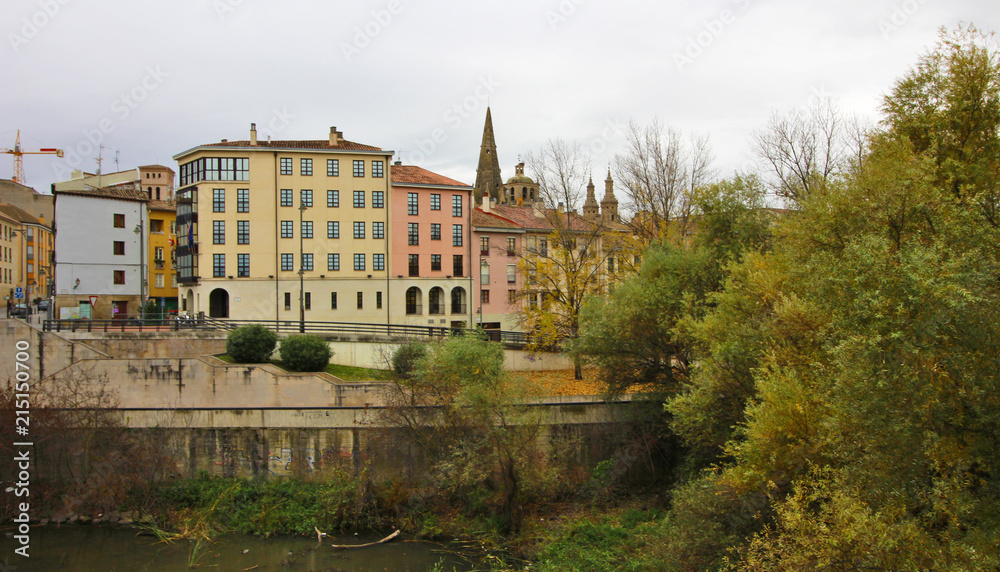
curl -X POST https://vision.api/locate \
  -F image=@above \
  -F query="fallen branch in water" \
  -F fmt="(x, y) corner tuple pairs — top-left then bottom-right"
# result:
(321, 529), (401, 549)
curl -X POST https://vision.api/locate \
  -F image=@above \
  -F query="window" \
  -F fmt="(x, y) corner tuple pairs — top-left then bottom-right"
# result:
(113, 270), (125, 284)
(372, 221), (384, 239)
(408, 222), (419, 245)
(373, 253), (385, 271)
(481, 290), (490, 304)
(280, 189), (293, 207)
(155, 273), (164, 288)
(237, 253), (249, 277)
(407, 192), (418, 215)
(540, 237), (548, 257)
(507, 264), (516, 283)
(376, 291), (383, 309)
(508, 289), (517, 303)
(155, 246), (164, 260)
(328, 253), (340, 271)
(281, 220), (293, 238)
(213, 254), (225, 277)
(430, 193), (441, 210)
(327, 159), (339, 176)
(281, 253), (293, 271)
(481, 261), (490, 284)
(331, 291), (338, 309)
(284, 292), (291, 311)
(300, 158), (313, 176)
(302, 221), (313, 239)
(357, 291), (363, 309)
(304, 291), (311, 310)
(211, 220), (225, 244)
(353, 221), (365, 239)
(113, 241), (125, 255)
(280, 157), (292, 175)
(406, 287), (420, 315)
(431, 223), (441, 240)
(301, 253), (313, 271)
(452, 224), (463, 247)
(372, 190), (384, 208)
(212, 188), (225, 212)
(237, 220), (250, 244)
(480, 236), (489, 255)
(353, 191), (365, 208)
(301, 189), (313, 207)
(409, 254), (419, 276)
(327, 189), (339, 207)
(237, 189), (249, 212)
(431, 254), (442, 271)
(354, 253), (365, 271)
(372, 160), (384, 178)
(453, 254), (464, 277)
(608, 257), (615, 273)
(150, 219), (163, 233)
(452, 195), (463, 217)
(353, 160), (364, 177)
(327, 221), (340, 238)
(507, 237), (516, 256)
(528, 236), (536, 253)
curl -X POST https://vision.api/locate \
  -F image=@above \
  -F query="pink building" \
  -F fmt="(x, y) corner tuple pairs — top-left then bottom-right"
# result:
(472, 196), (525, 331)
(389, 163), (474, 328)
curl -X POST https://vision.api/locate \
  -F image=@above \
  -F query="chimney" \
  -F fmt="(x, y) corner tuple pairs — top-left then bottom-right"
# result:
(330, 126), (342, 146)
(558, 202), (565, 214)
(533, 200), (545, 218)
(250, 123), (257, 146)
(482, 191), (491, 213)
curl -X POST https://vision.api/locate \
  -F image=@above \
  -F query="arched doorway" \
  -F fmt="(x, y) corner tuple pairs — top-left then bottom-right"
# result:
(209, 288), (229, 318)
(450, 287), (466, 315)
(428, 287), (444, 314)
(405, 287), (422, 315)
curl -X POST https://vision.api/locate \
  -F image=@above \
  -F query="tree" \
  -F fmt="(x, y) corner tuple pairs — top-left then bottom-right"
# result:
(575, 174), (771, 398)
(515, 214), (621, 380)
(379, 333), (542, 533)
(659, 28), (1000, 568)
(751, 98), (866, 205)
(524, 137), (592, 211)
(614, 119), (716, 243)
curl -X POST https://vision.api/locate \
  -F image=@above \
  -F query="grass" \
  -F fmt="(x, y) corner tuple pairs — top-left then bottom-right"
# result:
(216, 354), (390, 381)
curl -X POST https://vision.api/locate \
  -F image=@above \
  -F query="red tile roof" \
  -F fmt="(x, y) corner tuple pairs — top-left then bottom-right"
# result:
(53, 186), (149, 202)
(472, 209), (522, 230)
(147, 200), (176, 211)
(391, 165), (471, 188)
(200, 139), (383, 152)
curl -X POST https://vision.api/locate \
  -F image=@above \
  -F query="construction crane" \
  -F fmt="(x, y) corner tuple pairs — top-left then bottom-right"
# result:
(2, 130), (64, 185)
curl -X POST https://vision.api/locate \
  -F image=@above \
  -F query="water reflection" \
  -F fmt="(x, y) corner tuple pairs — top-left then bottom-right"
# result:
(7, 526), (478, 571)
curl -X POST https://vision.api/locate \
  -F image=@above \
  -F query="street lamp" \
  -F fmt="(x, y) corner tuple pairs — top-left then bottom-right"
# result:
(298, 202), (308, 333)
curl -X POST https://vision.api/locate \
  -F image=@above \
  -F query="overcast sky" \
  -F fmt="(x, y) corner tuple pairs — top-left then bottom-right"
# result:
(1, 0), (994, 205)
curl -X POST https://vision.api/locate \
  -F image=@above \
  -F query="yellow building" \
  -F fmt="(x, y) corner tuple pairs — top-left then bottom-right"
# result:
(140, 165), (178, 316)
(173, 124), (394, 323)
(0, 202), (54, 307)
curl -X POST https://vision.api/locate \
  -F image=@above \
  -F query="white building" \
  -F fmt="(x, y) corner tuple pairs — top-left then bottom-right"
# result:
(52, 187), (148, 319)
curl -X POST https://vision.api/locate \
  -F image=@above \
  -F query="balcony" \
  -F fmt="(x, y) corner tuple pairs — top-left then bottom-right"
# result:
(154, 259), (165, 270)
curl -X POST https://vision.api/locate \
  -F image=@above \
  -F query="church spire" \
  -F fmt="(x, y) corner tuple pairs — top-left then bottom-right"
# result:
(474, 107), (503, 206)
(583, 175), (600, 220)
(601, 168), (619, 224)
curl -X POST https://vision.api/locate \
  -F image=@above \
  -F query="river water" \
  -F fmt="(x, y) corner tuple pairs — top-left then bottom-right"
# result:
(4, 526), (481, 571)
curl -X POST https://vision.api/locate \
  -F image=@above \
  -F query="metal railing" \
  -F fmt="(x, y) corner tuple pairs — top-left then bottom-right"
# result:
(42, 316), (539, 348)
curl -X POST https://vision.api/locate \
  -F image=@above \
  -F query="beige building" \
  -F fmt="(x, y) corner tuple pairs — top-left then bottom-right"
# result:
(0, 202), (54, 307)
(173, 124), (395, 323)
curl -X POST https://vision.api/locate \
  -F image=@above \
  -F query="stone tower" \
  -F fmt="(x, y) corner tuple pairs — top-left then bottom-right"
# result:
(474, 107), (504, 205)
(504, 162), (539, 206)
(601, 169), (619, 224)
(583, 176), (600, 220)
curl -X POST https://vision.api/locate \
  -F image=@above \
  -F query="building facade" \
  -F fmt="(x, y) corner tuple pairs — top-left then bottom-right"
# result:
(173, 124), (400, 323)
(0, 203), (54, 307)
(389, 163), (474, 329)
(141, 165), (178, 315)
(51, 188), (147, 319)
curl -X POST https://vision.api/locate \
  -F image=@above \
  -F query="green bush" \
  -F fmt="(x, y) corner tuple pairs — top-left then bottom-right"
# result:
(226, 324), (278, 363)
(279, 335), (332, 372)
(391, 341), (427, 379)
